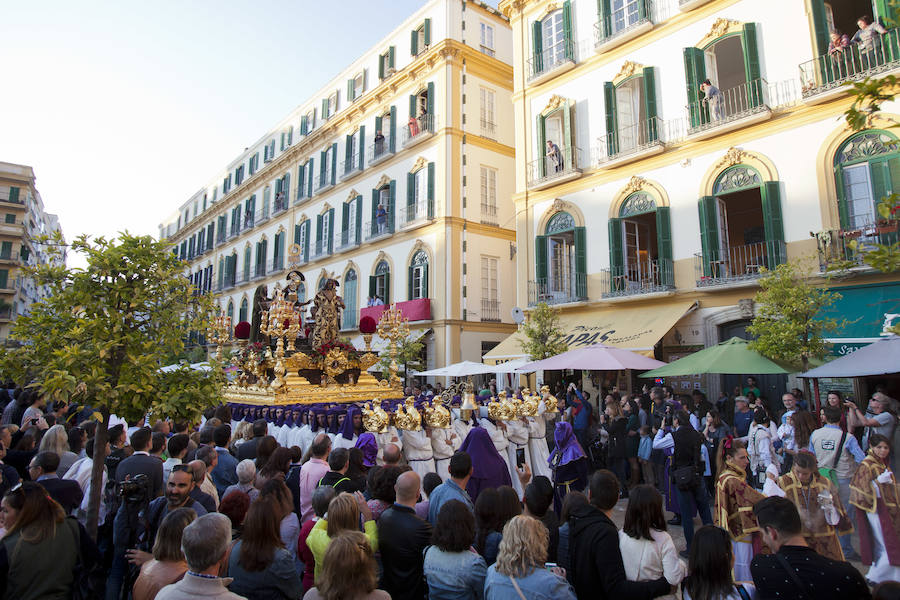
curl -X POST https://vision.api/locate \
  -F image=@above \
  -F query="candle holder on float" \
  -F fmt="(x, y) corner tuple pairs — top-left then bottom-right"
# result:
(376, 305), (409, 388)
(259, 286), (300, 391)
(207, 314), (231, 361)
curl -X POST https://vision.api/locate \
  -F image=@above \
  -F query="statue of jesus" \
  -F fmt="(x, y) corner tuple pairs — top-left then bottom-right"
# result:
(310, 278), (344, 347)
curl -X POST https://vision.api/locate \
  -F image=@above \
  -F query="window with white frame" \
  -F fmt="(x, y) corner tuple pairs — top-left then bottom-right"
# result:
(327, 92), (338, 117)
(480, 166), (498, 225)
(480, 22), (495, 56)
(410, 251), (428, 299)
(479, 87), (496, 136)
(353, 72), (364, 98)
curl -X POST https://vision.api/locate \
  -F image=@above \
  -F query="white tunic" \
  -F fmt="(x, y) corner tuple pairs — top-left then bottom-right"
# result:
(431, 428), (460, 481)
(298, 425), (316, 455)
(401, 429), (435, 478)
(527, 414), (552, 479)
(505, 418), (531, 496)
(374, 427), (402, 465)
(453, 418), (474, 446)
(276, 424), (291, 447)
(333, 433), (357, 450)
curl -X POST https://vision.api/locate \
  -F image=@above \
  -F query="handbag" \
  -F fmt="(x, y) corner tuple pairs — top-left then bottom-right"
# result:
(673, 465), (698, 491)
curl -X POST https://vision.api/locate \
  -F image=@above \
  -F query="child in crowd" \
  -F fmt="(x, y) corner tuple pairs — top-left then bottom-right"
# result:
(638, 425), (654, 486)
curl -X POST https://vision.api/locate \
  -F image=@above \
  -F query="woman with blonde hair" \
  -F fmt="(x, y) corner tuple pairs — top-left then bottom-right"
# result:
(484, 515), (576, 599)
(39, 424), (78, 475)
(132, 507), (197, 600)
(307, 491), (378, 581)
(302, 530), (390, 600)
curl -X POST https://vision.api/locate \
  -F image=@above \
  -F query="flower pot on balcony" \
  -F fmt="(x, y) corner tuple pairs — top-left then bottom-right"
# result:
(875, 220), (898, 234)
(840, 228), (862, 239)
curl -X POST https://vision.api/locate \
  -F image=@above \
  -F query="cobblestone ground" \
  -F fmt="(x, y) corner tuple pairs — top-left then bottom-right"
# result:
(607, 499), (869, 578)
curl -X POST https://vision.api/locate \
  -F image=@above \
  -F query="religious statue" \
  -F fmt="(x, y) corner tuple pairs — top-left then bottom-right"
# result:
(285, 270), (311, 337)
(250, 284), (270, 344)
(310, 278), (345, 348)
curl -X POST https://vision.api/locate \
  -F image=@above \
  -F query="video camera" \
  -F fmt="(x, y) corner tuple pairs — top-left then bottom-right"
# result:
(117, 473), (151, 505)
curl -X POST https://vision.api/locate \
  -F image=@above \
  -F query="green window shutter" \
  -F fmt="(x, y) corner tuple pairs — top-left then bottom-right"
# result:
(562, 1), (573, 59)
(761, 181), (785, 269)
(384, 271), (391, 304)
(603, 82), (619, 156)
(424, 18), (431, 46)
(307, 158), (315, 194)
(574, 226), (586, 298)
(379, 54), (385, 79)
(345, 134), (352, 165)
(327, 208), (335, 253)
(598, 0), (612, 39)
(683, 47), (708, 128)
(303, 222), (310, 260)
(371, 189), (378, 237)
(322, 98), (329, 119)
(218, 259), (224, 288)
(389, 46), (395, 69)
(427, 162), (435, 219)
(0, 270), (8, 289)
(355, 196), (363, 243)
(655, 207), (673, 286)
(407, 172), (415, 214)
(834, 166), (850, 229)
(697, 196), (720, 276)
(742, 23), (762, 107)
(375, 116), (382, 138)
(535, 235), (548, 282)
(331, 143), (338, 184)
(347, 78), (354, 102)
(319, 151), (327, 182)
(389, 106), (397, 152)
(244, 247), (250, 280)
(283, 172), (290, 200)
(426, 82), (435, 123)
(411, 29), (419, 56)
(423, 263), (429, 299)
(608, 218), (624, 292)
(369, 276), (376, 298)
(358, 126), (365, 170)
(536, 114), (546, 178)
(294, 224), (302, 245)
(388, 180), (396, 233)
(316, 214), (323, 246)
(301, 115), (308, 135)
(642, 67), (659, 142)
(342, 202), (350, 234)
(409, 94), (417, 119)
(408, 265), (414, 300)
(287, 128), (292, 146)
(297, 164), (305, 200)
(7, 187), (18, 203)
(532, 21), (543, 73)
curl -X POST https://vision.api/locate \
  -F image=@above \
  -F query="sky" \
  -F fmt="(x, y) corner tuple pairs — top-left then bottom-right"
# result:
(0, 0), (436, 266)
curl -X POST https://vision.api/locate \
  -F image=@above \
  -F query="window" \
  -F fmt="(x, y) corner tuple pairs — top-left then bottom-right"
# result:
(534, 211), (586, 303)
(281, 127), (293, 151)
(264, 139), (276, 162)
(0, 269), (10, 289)
(343, 269), (358, 329)
(406, 164), (434, 223)
(235, 165), (245, 186)
(301, 110), (316, 135)
(273, 231), (285, 269)
(606, 193), (672, 295)
(323, 92), (339, 120)
(480, 166), (498, 225)
(411, 19), (431, 56)
(602, 68), (658, 158)
(344, 128), (365, 174)
(531, 3), (573, 77)
(316, 208), (335, 255)
(373, 107), (396, 158)
(223, 174), (232, 195)
(320, 144), (337, 189)
(239, 298), (249, 323)
(275, 173), (290, 211)
(243, 246), (251, 281)
(409, 251), (428, 300)
(481, 255), (499, 321)
(249, 153), (259, 175)
(480, 22), (495, 56)
(348, 71), (366, 102)
(294, 220), (310, 262)
(835, 131), (900, 231)
(4, 214), (14, 224)
(379, 47), (396, 80)
(597, 0), (650, 42)
(0, 242), (11, 259)
(371, 260), (391, 304)
(255, 238), (268, 277)
(371, 182), (395, 237)
(480, 87), (496, 137)
(226, 300), (234, 322)
(343, 195), (362, 246)
(297, 158), (313, 200)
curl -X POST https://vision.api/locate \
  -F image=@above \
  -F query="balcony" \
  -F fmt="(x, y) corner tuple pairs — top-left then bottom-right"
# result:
(401, 114), (436, 148)
(340, 153), (363, 181)
(336, 228), (361, 252)
(481, 298), (500, 322)
(0, 193), (24, 207)
(686, 79), (771, 141)
(480, 203), (498, 226)
(694, 240), (786, 287)
(527, 39), (576, 85)
(599, 259), (673, 299)
(527, 274), (587, 307)
(678, 0), (712, 10)
(216, 234), (227, 247)
(526, 146), (583, 191)
(360, 297), (431, 323)
(255, 206), (270, 226)
(480, 119), (497, 140)
(0, 254), (19, 266)
(399, 201), (432, 229)
(311, 239), (331, 260)
(367, 138), (395, 167)
(0, 222), (23, 237)
(815, 221), (899, 272)
(0, 307), (12, 322)
(315, 173), (335, 194)
(593, 117), (664, 168)
(594, 0), (653, 53)
(272, 194), (289, 216)
(365, 213), (394, 242)
(253, 261), (267, 281)
(799, 30), (900, 103)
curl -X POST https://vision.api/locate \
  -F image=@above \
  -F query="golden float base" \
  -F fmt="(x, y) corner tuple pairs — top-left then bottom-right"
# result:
(223, 371), (404, 406)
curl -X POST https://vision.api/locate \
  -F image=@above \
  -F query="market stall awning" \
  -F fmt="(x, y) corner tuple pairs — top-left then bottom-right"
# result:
(414, 360), (497, 377)
(641, 337), (792, 377)
(800, 336), (900, 378)
(820, 282), (900, 354)
(518, 344), (666, 372)
(482, 301), (697, 363)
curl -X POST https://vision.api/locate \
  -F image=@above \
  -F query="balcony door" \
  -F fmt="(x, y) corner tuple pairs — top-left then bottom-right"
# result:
(608, 192), (672, 292)
(834, 130), (900, 239)
(542, 10), (566, 68)
(615, 77), (645, 152)
(622, 214), (657, 290)
(535, 210), (586, 302)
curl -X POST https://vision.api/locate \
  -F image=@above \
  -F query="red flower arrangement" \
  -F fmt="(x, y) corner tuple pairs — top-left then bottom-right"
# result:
(234, 321), (251, 339)
(312, 340), (360, 360)
(359, 316), (377, 334)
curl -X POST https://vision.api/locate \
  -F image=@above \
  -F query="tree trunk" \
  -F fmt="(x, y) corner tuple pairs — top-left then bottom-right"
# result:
(85, 406), (110, 541)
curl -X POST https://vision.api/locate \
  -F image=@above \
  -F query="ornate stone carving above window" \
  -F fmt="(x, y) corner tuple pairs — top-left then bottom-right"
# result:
(545, 211), (575, 234)
(714, 167), (761, 194)
(837, 132), (895, 164)
(620, 192), (656, 217)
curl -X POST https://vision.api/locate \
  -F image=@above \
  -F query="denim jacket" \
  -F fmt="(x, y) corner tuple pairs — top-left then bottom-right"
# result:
(423, 546), (487, 600)
(484, 564), (576, 600)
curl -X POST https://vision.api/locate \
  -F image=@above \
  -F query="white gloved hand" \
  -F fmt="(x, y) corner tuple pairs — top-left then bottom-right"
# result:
(766, 463), (780, 479)
(877, 470), (893, 484)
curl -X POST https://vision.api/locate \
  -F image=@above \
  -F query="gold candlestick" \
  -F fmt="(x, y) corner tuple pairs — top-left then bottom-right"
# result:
(376, 304), (410, 388)
(207, 314), (231, 361)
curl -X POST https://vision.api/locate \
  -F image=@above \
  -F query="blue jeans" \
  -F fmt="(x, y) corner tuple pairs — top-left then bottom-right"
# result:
(676, 483), (712, 550)
(837, 478), (856, 557)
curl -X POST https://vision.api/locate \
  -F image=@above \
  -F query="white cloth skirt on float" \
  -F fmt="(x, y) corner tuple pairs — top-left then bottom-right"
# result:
(866, 511), (900, 583)
(529, 437), (552, 479)
(732, 537), (754, 584)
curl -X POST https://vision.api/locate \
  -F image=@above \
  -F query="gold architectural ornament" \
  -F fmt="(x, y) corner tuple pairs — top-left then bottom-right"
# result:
(288, 243), (302, 261)
(411, 156), (428, 173)
(536, 1), (563, 21)
(715, 146), (750, 170)
(613, 60), (645, 85)
(346, 189), (359, 202)
(550, 197), (571, 214)
(375, 174), (392, 189)
(362, 401), (390, 433)
(541, 385), (559, 413)
(424, 400), (451, 429)
(697, 18), (743, 48)
(319, 203), (332, 214)
(542, 94), (567, 115)
(624, 176), (647, 195)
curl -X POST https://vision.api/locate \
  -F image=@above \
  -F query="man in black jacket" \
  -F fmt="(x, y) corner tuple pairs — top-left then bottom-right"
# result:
(29, 451), (83, 514)
(236, 419), (268, 461)
(378, 470), (432, 600)
(115, 427), (163, 498)
(569, 469), (670, 600)
(669, 409), (712, 553)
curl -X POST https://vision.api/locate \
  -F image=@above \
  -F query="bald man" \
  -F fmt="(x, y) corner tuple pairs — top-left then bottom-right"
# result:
(382, 442), (402, 466)
(378, 470), (432, 600)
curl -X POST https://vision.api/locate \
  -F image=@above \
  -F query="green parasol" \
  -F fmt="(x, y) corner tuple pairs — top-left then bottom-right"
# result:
(640, 337), (792, 378)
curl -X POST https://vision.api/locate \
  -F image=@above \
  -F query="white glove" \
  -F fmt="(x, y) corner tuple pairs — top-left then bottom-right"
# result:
(877, 470), (893, 484)
(766, 463), (780, 479)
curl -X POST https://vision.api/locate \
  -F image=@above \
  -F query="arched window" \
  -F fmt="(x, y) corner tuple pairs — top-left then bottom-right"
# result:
(531, 5), (573, 76)
(255, 238), (268, 278)
(606, 192), (672, 296)
(370, 260), (391, 304)
(534, 211), (585, 303)
(226, 300), (234, 323)
(343, 269), (358, 330)
(239, 298), (248, 323)
(409, 251), (429, 300)
(834, 130), (900, 231)
(601, 68), (659, 160)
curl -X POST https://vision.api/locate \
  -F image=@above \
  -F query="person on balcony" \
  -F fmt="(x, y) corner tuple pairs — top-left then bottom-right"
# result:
(375, 203), (387, 234)
(852, 15), (888, 68)
(699, 79), (724, 121)
(374, 130), (385, 155)
(408, 115), (419, 137)
(546, 140), (563, 173)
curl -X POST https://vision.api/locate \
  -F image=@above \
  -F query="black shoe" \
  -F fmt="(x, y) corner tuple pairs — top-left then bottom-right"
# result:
(667, 516), (682, 526)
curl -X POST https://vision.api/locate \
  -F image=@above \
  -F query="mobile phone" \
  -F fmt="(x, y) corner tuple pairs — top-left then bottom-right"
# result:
(545, 562), (558, 570)
(516, 448), (526, 468)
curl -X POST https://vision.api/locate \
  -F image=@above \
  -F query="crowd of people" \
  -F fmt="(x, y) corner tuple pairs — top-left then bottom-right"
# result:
(0, 378), (898, 599)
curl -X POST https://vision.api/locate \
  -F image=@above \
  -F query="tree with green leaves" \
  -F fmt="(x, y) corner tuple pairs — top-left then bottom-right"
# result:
(518, 302), (567, 360)
(0, 232), (222, 539)
(378, 335), (425, 383)
(747, 261), (844, 375)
